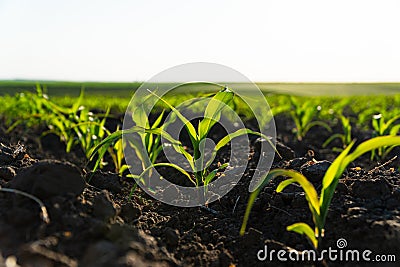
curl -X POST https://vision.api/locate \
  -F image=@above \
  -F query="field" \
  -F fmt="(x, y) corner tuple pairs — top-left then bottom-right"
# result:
(0, 81), (400, 266)
(2, 80), (400, 96)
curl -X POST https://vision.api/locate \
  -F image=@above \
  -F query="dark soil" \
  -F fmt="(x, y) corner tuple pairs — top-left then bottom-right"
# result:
(0, 114), (399, 267)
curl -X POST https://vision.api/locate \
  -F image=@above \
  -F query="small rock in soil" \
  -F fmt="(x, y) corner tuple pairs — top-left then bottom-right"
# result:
(350, 178), (392, 199)
(93, 190), (118, 222)
(0, 142), (17, 165)
(0, 166), (16, 181)
(0, 254), (18, 267)
(347, 206), (367, 216)
(1, 142), (26, 163)
(164, 227), (180, 247)
(276, 142), (296, 160)
(300, 160), (331, 182)
(286, 157), (308, 169)
(121, 201), (142, 222)
(10, 160), (85, 199)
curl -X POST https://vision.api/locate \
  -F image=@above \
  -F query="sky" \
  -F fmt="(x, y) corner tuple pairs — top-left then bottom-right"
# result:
(0, 0), (399, 82)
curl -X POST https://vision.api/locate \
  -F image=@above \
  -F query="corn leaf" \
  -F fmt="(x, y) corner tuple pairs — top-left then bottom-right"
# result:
(390, 124), (400, 136)
(343, 136), (400, 167)
(241, 169), (294, 235)
(204, 162), (228, 185)
(287, 223), (318, 248)
(275, 169), (320, 215)
(240, 187), (262, 236)
(208, 128), (279, 167)
(147, 89), (198, 143)
(151, 110), (165, 129)
(319, 142), (354, 222)
(139, 162), (195, 186)
(303, 121), (332, 137)
(198, 88), (234, 140)
(382, 114), (400, 134)
(322, 133), (343, 148)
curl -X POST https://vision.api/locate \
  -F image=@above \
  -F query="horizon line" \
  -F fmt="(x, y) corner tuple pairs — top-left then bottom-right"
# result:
(1, 79), (400, 84)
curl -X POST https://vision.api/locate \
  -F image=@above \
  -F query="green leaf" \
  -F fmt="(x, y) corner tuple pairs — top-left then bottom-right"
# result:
(382, 114), (400, 134)
(198, 88), (234, 139)
(139, 162), (195, 186)
(300, 103), (316, 127)
(88, 129), (124, 171)
(241, 168), (305, 235)
(276, 178), (296, 192)
(118, 164), (130, 176)
(321, 142), (354, 193)
(343, 136), (400, 167)
(303, 121), (332, 137)
(287, 223), (318, 249)
(390, 124), (400, 136)
(274, 169), (320, 215)
(322, 133), (343, 148)
(204, 169), (218, 185)
(132, 104), (150, 128)
(319, 141), (354, 222)
(208, 128), (279, 168)
(240, 187), (262, 236)
(71, 88), (85, 114)
(320, 136), (400, 230)
(372, 115), (380, 132)
(151, 110), (165, 129)
(147, 89), (198, 143)
(204, 163), (228, 185)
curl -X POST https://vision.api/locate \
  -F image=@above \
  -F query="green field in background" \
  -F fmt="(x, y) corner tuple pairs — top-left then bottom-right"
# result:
(1, 80), (399, 97)
(0, 80), (399, 139)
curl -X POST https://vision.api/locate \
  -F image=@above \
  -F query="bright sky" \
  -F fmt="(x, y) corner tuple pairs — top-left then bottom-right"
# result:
(0, 0), (399, 82)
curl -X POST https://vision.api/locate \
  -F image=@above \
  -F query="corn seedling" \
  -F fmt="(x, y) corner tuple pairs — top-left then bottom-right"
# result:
(91, 87), (277, 190)
(371, 113), (400, 160)
(5, 86), (112, 160)
(108, 134), (129, 175)
(5, 85), (51, 131)
(288, 96), (331, 141)
(241, 136), (400, 250)
(39, 90), (111, 159)
(322, 114), (352, 152)
(145, 87), (276, 187)
(88, 110), (166, 175)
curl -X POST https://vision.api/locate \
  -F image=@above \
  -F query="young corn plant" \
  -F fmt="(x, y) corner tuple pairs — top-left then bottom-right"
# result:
(6, 85), (52, 132)
(108, 132), (129, 176)
(88, 110), (166, 175)
(322, 114), (352, 152)
(91, 87), (277, 190)
(371, 113), (400, 160)
(241, 136), (400, 250)
(143, 87), (275, 187)
(288, 97), (331, 141)
(12, 86), (116, 167)
(35, 89), (111, 160)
